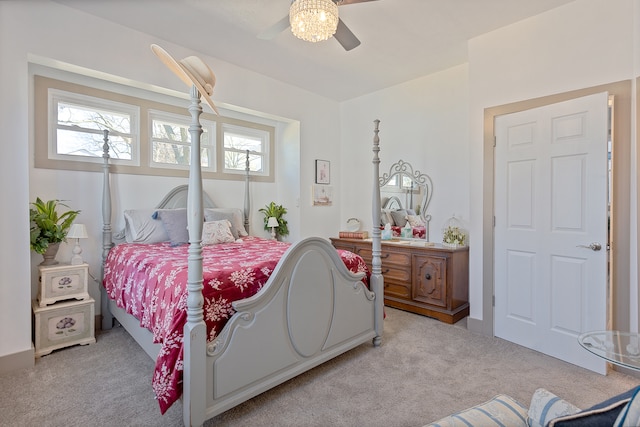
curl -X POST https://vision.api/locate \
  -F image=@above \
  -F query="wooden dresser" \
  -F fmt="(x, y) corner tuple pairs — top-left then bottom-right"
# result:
(330, 238), (469, 324)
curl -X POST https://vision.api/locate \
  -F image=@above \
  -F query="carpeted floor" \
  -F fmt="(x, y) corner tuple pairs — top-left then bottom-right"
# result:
(1, 307), (638, 427)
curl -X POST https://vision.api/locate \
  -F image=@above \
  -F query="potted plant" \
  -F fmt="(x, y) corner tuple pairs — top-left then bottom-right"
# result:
(30, 198), (80, 265)
(258, 202), (289, 240)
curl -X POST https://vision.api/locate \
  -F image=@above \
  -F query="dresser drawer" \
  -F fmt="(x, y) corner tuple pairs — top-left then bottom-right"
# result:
(357, 248), (411, 267)
(38, 263), (90, 307)
(32, 298), (96, 357)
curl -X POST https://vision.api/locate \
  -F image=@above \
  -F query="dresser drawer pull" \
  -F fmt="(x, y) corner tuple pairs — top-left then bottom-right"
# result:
(383, 268), (390, 274)
(381, 253), (390, 259)
(425, 273), (431, 280)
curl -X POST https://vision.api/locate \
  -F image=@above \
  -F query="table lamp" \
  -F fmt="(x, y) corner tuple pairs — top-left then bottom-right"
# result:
(67, 223), (88, 265)
(267, 217), (279, 240)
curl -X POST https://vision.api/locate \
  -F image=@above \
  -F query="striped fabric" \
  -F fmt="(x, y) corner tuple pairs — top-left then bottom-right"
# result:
(528, 388), (581, 427)
(424, 394), (528, 427)
(614, 387), (640, 427)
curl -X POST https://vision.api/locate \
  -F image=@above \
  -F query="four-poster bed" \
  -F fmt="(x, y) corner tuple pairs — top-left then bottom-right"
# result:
(99, 45), (385, 426)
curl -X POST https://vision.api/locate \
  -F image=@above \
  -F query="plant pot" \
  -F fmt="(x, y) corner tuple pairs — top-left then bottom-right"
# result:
(40, 242), (60, 266)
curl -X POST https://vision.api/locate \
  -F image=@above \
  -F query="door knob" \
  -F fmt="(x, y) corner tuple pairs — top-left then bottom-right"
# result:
(577, 242), (602, 251)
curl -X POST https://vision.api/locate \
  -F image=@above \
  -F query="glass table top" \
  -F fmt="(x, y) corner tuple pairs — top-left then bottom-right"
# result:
(579, 331), (640, 371)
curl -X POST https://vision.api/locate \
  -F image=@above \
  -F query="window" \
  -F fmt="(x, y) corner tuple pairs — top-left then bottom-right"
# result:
(34, 74), (276, 182)
(222, 123), (269, 176)
(51, 89), (138, 165)
(150, 110), (215, 171)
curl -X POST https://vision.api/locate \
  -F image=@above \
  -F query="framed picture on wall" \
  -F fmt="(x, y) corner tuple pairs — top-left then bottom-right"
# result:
(315, 160), (330, 184)
(312, 184), (333, 206)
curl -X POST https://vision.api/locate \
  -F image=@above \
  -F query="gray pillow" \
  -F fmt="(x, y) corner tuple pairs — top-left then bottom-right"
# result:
(123, 209), (169, 244)
(390, 209), (408, 227)
(153, 209), (188, 246)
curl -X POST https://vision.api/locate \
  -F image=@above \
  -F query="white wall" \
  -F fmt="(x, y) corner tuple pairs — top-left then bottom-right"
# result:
(340, 64), (470, 239)
(0, 0), (342, 362)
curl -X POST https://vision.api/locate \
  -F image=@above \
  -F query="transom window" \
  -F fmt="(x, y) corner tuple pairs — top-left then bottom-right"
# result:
(34, 74), (275, 182)
(51, 89), (139, 165)
(150, 110), (215, 171)
(223, 123), (269, 176)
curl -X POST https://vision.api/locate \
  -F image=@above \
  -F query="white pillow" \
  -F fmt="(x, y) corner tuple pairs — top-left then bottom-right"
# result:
(123, 209), (169, 244)
(204, 208), (248, 238)
(202, 220), (235, 245)
(406, 214), (426, 227)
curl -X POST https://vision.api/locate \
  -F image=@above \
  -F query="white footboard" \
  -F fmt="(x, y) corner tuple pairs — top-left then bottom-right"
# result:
(199, 237), (380, 420)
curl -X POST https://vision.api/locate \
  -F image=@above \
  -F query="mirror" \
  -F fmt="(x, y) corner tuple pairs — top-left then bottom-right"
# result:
(379, 160), (433, 240)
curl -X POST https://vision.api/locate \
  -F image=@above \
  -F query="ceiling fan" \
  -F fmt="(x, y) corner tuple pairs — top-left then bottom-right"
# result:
(258, 0), (378, 51)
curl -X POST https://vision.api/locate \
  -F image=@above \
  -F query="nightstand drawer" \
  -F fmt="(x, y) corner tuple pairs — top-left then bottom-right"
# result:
(32, 298), (95, 357)
(38, 263), (89, 307)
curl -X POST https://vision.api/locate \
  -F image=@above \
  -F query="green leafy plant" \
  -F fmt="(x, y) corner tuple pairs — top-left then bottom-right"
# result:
(258, 202), (289, 238)
(29, 198), (80, 254)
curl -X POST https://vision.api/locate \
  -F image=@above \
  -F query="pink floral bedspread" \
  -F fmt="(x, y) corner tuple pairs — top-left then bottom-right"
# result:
(103, 236), (368, 414)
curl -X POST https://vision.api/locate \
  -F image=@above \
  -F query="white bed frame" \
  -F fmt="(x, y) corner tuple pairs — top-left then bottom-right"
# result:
(99, 86), (385, 426)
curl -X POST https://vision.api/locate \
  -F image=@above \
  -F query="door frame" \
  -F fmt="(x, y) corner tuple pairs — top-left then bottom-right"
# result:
(470, 80), (632, 337)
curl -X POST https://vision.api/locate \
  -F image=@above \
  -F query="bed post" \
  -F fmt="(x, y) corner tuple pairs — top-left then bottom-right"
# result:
(100, 130), (114, 331)
(183, 85), (206, 427)
(371, 119), (383, 346)
(244, 149), (250, 235)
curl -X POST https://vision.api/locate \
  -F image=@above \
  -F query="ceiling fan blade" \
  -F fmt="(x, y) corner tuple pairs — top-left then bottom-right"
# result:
(334, 18), (360, 51)
(257, 15), (290, 40)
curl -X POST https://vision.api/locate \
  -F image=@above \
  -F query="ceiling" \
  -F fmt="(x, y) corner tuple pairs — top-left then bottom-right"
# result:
(53, 0), (575, 102)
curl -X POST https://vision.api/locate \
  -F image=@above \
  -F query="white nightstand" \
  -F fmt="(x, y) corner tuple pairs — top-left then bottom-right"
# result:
(33, 262), (95, 357)
(32, 298), (96, 357)
(37, 263), (90, 307)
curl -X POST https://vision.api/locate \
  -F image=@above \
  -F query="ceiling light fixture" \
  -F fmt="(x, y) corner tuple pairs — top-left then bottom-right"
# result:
(290, 0), (339, 43)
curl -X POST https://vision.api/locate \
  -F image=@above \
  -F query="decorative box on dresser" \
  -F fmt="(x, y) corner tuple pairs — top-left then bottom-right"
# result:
(32, 263), (95, 357)
(330, 238), (469, 324)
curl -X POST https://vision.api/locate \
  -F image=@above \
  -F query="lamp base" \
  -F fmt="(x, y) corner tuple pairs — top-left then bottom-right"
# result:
(71, 241), (83, 265)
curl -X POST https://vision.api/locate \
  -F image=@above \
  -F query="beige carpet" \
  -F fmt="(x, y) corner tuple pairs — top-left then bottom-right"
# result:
(1, 307), (638, 427)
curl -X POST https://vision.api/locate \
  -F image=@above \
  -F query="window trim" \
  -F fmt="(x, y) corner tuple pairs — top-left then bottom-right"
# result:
(34, 75), (275, 182)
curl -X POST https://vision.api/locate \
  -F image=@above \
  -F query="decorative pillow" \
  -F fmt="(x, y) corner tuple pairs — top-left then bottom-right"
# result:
(202, 220), (235, 245)
(390, 209), (408, 227)
(406, 214), (426, 227)
(204, 208), (248, 238)
(615, 387), (640, 427)
(123, 209), (169, 244)
(528, 388), (580, 427)
(548, 386), (639, 427)
(152, 209), (188, 246)
(380, 209), (394, 226)
(406, 208), (417, 216)
(422, 394), (528, 427)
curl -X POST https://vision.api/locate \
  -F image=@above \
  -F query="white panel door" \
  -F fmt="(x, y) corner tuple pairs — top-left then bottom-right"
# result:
(494, 92), (609, 374)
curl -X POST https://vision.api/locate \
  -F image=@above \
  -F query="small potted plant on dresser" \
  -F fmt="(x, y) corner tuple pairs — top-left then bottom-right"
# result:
(29, 198), (95, 357)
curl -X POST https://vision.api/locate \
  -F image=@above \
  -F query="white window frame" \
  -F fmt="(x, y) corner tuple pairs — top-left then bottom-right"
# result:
(222, 123), (270, 177)
(48, 88), (140, 166)
(149, 109), (216, 172)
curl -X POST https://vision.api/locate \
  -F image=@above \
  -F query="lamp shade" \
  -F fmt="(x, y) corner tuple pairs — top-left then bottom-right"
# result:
(267, 217), (279, 228)
(67, 223), (88, 239)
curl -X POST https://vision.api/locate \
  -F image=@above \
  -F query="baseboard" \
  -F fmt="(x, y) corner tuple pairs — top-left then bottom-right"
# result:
(466, 316), (493, 337)
(0, 346), (35, 374)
